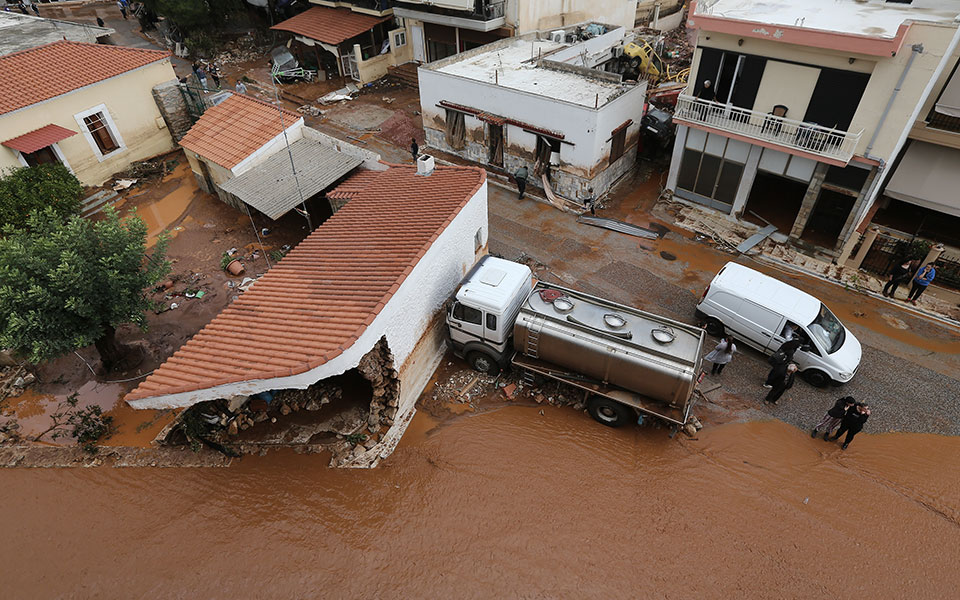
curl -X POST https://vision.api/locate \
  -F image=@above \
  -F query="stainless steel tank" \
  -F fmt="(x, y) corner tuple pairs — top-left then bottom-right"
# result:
(513, 282), (705, 406)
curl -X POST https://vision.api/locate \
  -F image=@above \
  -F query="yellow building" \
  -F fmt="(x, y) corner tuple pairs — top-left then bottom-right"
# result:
(0, 41), (178, 186)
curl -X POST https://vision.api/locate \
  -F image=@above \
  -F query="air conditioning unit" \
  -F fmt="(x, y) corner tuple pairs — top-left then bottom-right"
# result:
(549, 30), (565, 43)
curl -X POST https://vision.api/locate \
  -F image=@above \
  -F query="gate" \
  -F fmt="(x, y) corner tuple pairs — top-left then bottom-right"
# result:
(859, 232), (910, 277)
(178, 84), (207, 123)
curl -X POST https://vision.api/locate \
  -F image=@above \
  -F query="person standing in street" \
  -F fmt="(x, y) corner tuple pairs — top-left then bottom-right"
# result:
(30, 2), (39, 16)
(764, 363), (796, 405)
(235, 79), (248, 95)
(97, 16), (105, 27)
(812, 396), (855, 440)
(410, 138), (419, 161)
(514, 165), (529, 199)
(117, 0), (127, 19)
(763, 337), (804, 387)
(705, 336), (736, 376)
(907, 263), (936, 304)
(829, 402), (871, 450)
(195, 65), (208, 90)
(883, 259), (914, 298)
(210, 64), (221, 89)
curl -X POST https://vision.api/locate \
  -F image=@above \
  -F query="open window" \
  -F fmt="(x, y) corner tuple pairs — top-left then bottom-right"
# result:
(535, 135), (560, 175)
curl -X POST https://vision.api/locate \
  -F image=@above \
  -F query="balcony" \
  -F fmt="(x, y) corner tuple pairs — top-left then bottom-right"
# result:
(673, 95), (863, 165)
(311, 0), (393, 17)
(393, 1), (506, 32)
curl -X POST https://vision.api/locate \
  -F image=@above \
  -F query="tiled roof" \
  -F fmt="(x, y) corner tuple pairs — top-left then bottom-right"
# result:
(271, 7), (391, 45)
(125, 164), (486, 403)
(178, 94), (301, 170)
(0, 41), (170, 115)
(327, 169), (385, 199)
(2, 124), (77, 153)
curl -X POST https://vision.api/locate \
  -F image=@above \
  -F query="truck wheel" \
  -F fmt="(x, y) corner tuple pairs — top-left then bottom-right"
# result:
(587, 397), (633, 428)
(466, 351), (500, 375)
(802, 369), (831, 388)
(704, 318), (724, 337)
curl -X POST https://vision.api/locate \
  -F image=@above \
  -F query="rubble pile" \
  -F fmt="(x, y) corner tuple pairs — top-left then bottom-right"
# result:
(211, 34), (272, 66)
(353, 338), (401, 445)
(0, 420), (21, 445)
(0, 365), (35, 401)
(115, 157), (179, 180)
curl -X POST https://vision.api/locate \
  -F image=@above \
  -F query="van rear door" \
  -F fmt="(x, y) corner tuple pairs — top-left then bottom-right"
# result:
(736, 300), (785, 352)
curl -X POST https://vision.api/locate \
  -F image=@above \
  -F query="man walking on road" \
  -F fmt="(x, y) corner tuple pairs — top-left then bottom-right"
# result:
(117, 0), (127, 19)
(830, 402), (871, 450)
(514, 165), (529, 199)
(812, 396), (855, 440)
(764, 363), (796, 405)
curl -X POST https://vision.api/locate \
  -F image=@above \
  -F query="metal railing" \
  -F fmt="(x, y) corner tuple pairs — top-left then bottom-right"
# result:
(674, 94), (863, 163)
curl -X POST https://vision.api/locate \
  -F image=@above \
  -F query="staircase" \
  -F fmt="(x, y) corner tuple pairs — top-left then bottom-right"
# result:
(81, 189), (121, 218)
(387, 61), (420, 89)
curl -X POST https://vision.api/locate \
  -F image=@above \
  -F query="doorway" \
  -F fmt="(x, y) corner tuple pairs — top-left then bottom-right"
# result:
(21, 145), (61, 167)
(488, 123), (504, 167)
(411, 24), (425, 62)
(800, 188), (856, 248)
(743, 171), (807, 232)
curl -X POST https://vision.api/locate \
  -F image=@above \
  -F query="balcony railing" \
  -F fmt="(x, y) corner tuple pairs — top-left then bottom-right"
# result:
(674, 94), (863, 164)
(394, 0), (504, 21)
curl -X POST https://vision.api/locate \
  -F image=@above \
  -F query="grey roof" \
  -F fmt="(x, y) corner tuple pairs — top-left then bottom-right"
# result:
(0, 12), (114, 56)
(219, 138), (363, 220)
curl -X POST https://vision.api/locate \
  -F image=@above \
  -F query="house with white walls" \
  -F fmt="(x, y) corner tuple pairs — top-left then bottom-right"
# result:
(419, 24), (647, 200)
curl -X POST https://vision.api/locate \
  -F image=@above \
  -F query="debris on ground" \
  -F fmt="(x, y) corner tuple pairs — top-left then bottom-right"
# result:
(297, 105), (324, 116)
(112, 179), (138, 191)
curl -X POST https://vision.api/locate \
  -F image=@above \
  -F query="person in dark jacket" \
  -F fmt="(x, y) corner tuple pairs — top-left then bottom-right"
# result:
(883, 259), (914, 298)
(907, 263), (936, 304)
(811, 396), (855, 439)
(763, 338), (805, 387)
(829, 402), (871, 450)
(514, 165), (529, 199)
(764, 363), (796, 405)
(410, 138), (419, 161)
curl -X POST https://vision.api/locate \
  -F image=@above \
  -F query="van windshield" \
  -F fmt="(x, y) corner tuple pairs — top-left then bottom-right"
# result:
(808, 304), (845, 354)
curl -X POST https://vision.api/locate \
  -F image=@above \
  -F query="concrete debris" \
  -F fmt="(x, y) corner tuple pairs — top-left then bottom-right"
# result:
(112, 179), (138, 191)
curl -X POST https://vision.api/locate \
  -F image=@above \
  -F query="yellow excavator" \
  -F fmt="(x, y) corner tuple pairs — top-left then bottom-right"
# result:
(622, 40), (689, 84)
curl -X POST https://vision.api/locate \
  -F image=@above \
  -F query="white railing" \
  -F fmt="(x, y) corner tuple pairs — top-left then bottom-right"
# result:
(674, 94), (863, 163)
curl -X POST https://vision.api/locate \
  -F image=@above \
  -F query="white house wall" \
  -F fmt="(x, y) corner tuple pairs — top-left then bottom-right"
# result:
(127, 179), (489, 411)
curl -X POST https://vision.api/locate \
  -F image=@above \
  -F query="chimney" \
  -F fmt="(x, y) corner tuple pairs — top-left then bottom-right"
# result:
(417, 154), (435, 176)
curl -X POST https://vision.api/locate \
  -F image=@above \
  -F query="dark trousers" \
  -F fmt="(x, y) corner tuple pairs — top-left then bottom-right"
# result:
(908, 282), (927, 301)
(765, 365), (786, 386)
(832, 425), (861, 446)
(517, 178), (527, 199)
(883, 279), (904, 297)
(711, 362), (726, 375)
(765, 383), (788, 403)
(120, 7), (127, 18)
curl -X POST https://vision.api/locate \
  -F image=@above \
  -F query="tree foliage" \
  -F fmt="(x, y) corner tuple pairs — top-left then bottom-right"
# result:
(0, 207), (170, 365)
(140, 0), (246, 33)
(0, 164), (83, 230)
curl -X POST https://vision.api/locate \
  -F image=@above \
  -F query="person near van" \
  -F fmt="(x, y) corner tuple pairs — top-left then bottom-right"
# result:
(705, 337), (736, 376)
(882, 259), (914, 299)
(764, 364), (796, 405)
(829, 402), (871, 450)
(763, 338), (804, 387)
(812, 396), (855, 440)
(907, 263), (936, 304)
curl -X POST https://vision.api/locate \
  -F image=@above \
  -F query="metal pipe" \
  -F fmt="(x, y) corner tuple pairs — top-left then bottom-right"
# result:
(865, 43), (923, 158)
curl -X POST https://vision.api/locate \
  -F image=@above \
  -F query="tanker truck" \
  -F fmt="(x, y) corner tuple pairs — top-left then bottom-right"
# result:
(446, 256), (705, 430)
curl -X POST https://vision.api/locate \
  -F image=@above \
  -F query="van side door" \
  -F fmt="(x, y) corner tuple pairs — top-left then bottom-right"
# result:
(736, 300), (785, 352)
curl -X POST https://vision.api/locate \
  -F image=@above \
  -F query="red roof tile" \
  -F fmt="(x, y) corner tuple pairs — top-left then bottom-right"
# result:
(2, 124), (77, 153)
(0, 41), (170, 115)
(327, 169), (384, 199)
(125, 164), (486, 403)
(271, 7), (391, 45)
(178, 94), (302, 170)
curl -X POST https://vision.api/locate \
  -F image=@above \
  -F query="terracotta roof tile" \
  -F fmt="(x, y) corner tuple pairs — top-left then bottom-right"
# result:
(125, 164), (486, 403)
(178, 94), (302, 170)
(327, 169), (384, 199)
(271, 7), (391, 46)
(2, 124), (77, 153)
(0, 41), (170, 115)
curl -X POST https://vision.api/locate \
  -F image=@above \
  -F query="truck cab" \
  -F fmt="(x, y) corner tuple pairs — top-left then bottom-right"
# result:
(446, 256), (533, 373)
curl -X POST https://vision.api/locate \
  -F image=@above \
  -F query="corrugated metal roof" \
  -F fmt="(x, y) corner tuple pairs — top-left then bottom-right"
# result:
(219, 138), (363, 220)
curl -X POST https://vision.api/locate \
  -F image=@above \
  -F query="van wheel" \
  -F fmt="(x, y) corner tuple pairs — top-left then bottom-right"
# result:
(466, 351), (500, 375)
(587, 397), (633, 428)
(704, 318), (724, 337)
(802, 369), (831, 388)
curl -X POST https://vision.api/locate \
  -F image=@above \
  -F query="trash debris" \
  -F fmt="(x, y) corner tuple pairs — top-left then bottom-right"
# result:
(297, 105), (324, 116)
(238, 277), (257, 293)
(112, 178), (138, 191)
(195, 290), (206, 299)
(227, 247), (238, 256)
(170, 302), (179, 309)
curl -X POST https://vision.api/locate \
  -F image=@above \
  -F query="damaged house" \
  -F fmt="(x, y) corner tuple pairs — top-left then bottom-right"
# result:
(125, 159), (488, 467)
(418, 24), (647, 200)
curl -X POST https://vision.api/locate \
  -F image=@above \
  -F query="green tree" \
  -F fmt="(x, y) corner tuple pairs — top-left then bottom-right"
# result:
(0, 207), (170, 371)
(140, 0), (245, 33)
(0, 164), (83, 230)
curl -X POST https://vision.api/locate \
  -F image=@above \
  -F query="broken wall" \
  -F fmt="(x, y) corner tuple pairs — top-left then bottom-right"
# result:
(152, 80), (194, 141)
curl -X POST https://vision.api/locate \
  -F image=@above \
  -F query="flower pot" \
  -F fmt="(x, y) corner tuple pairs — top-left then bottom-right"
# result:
(226, 259), (245, 276)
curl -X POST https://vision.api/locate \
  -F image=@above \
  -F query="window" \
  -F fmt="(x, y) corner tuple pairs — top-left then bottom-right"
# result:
(535, 135), (560, 173)
(75, 104), (124, 160)
(486, 313), (497, 331)
(452, 302), (482, 325)
(393, 31), (406, 47)
(83, 112), (119, 154)
(676, 131), (746, 210)
(808, 304), (845, 354)
(445, 109), (466, 150)
(609, 124), (628, 165)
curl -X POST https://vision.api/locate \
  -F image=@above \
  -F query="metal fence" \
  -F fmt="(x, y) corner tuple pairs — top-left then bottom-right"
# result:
(859, 232), (911, 277)
(934, 252), (960, 290)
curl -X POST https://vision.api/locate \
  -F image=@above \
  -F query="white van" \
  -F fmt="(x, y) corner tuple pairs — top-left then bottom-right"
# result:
(696, 262), (861, 386)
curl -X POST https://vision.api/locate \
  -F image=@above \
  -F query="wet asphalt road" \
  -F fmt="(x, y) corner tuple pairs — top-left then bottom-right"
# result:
(486, 180), (960, 436)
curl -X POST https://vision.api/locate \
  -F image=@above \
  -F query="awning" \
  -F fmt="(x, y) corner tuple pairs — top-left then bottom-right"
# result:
(884, 140), (960, 218)
(271, 7), (391, 46)
(935, 72), (960, 117)
(2, 124), (76, 154)
(219, 138), (363, 220)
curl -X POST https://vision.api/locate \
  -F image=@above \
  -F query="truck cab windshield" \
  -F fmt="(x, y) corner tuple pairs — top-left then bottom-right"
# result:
(808, 304), (845, 354)
(452, 302), (482, 325)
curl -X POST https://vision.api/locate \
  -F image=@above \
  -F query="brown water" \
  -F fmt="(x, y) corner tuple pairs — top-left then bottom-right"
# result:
(1, 407), (958, 598)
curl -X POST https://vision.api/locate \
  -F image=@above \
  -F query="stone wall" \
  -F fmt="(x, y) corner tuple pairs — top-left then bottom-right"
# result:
(152, 80), (194, 142)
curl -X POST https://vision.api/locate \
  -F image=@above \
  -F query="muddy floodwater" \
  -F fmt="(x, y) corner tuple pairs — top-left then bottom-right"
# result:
(1, 407), (958, 598)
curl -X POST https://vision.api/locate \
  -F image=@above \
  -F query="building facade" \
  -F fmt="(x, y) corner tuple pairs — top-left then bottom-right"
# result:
(666, 0), (960, 258)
